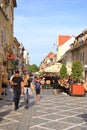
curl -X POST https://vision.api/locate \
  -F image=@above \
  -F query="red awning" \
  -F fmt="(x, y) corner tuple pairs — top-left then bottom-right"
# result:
(9, 54), (15, 59)
(6, 52), (15, 59)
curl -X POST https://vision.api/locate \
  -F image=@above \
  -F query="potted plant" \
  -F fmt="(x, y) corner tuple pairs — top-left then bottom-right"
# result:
(70, 60), (85, 96)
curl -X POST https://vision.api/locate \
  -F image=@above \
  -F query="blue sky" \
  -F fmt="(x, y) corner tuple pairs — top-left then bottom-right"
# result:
(14, 0), (87, 66)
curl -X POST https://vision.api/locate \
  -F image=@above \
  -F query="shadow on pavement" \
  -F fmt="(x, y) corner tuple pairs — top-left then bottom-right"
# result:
(0, 109), (11, 122)
(78, 113), (87, 124)
(19, 95), (36, 109)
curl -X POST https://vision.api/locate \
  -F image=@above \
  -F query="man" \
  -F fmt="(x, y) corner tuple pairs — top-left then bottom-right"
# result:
(11, 70), (23, 110)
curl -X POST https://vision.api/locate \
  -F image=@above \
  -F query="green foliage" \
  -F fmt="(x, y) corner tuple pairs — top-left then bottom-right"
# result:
(71, 60), (83, 81)
(59, 64), (68, 78)
(29, 64), (39, 73)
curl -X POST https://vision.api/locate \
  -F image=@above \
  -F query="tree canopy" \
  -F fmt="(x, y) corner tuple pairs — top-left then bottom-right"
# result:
(71, 60), (83, 81)
(29, 64), (39, 73)
(59, 64), (68, 78)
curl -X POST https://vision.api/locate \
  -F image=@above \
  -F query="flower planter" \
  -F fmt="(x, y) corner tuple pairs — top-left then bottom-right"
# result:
(70, 84), (85, 96)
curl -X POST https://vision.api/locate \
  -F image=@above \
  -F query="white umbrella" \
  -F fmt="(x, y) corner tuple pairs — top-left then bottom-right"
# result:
(44, 63), (62, 73)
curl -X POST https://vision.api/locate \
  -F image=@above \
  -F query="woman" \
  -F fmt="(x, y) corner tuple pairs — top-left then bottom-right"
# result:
(53, 75), (59, 95)
(23, 73), (33, 108)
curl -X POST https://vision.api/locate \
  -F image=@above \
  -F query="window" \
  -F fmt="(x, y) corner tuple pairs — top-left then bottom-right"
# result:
(80, 53), (82, 62)
(1, 29), (4, 47)
(6, 29), (9, 45)
(82, 52), (84, 62)
(80, 52), (85, 62)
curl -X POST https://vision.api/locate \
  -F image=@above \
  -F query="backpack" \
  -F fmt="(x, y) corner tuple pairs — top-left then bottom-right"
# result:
(35, 82), (40, 90)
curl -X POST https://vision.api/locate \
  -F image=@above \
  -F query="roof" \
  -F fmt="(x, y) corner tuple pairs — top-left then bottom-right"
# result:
(46, 52), (55, 58)
(58, 35), (71, 46)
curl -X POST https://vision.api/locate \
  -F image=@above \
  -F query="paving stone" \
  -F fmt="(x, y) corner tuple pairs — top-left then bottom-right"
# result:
(68, 125), (87, 130)
(0, 122), (19, 130)
(29, 126), (54, 130)
(41, 121), (74, 130)
(0, 89), (87, 130)
(30, 117), (49, 127)
(41, 113), (66, 120)
(58, 111), (77, 116)
(61, 116), (85, 124)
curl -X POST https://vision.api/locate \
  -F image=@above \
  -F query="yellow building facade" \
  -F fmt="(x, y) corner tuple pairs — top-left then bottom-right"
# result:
(0, 6), (8, 99)
(0, 0), (17, 99)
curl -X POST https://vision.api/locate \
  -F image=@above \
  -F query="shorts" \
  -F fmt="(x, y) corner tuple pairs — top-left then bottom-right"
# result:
(2, 83), (7, 88)
(36, 89), (40, 94)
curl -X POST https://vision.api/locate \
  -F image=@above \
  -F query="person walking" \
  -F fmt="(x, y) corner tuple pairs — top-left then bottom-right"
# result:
(11, 70), (23, 110)
(23, 73), (33, 108)
(34, 77), (41, 102)
(53, 75), (59, 95)
(2, 71), (8, 95)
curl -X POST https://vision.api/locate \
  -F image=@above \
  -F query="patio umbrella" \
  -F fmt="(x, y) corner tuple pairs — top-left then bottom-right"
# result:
(44, 63), (62, 73)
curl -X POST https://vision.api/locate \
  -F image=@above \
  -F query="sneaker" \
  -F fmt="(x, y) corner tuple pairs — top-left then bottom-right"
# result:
(14, 106), (19, 111)
(62, 92), (67, 95)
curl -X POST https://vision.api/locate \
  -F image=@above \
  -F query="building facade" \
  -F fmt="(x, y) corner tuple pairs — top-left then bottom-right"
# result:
(70, 29), (87, 80)
(0, 0), (17, 99)
(57, 35), (75, 61)
(40, 52), (56, 72)
(58, 29), (87, 80)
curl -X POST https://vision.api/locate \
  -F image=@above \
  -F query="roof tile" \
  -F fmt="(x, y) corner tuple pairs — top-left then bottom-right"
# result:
(58, 35), (71, 46)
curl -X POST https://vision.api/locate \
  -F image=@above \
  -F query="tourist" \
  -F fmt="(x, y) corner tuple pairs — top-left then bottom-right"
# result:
(11, 70), (23, 110)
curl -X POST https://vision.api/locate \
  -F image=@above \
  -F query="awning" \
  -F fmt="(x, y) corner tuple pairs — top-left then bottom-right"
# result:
(6, 52), (15, 59)
(9, 54), (15, 59)
(44, 63), (62, 73)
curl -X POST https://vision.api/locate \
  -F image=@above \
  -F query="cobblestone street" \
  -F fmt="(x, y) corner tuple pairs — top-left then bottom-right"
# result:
(0, 88), (87, 130)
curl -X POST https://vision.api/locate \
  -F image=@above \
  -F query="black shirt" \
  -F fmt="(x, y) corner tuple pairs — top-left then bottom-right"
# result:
(24, 79), (31, 88)
(12, 76), (23, 89)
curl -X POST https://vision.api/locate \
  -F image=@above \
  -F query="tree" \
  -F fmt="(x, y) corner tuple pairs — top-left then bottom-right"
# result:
(71, 60), (83, 81)
(59, 64), (68, 79)
(29, 64), (39, 73)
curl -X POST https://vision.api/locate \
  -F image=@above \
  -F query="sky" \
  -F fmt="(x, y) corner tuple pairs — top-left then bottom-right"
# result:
(14, 0), (87, 66)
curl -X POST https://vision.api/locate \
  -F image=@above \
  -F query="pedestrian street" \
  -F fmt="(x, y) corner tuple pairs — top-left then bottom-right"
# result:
(29, 89), (87, 130)
(0, 88), (87, 130)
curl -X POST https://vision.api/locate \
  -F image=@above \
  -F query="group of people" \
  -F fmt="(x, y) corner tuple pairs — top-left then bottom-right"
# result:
(43, 75), (87, 95)
(52, 76), (87, 95)
(52, 76), (72, 95)
(10, 70), (42, 110)
(2, 70), (87, 110)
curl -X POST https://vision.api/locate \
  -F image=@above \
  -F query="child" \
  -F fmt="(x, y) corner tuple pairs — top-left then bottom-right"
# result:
(35, 77), (41, 102)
